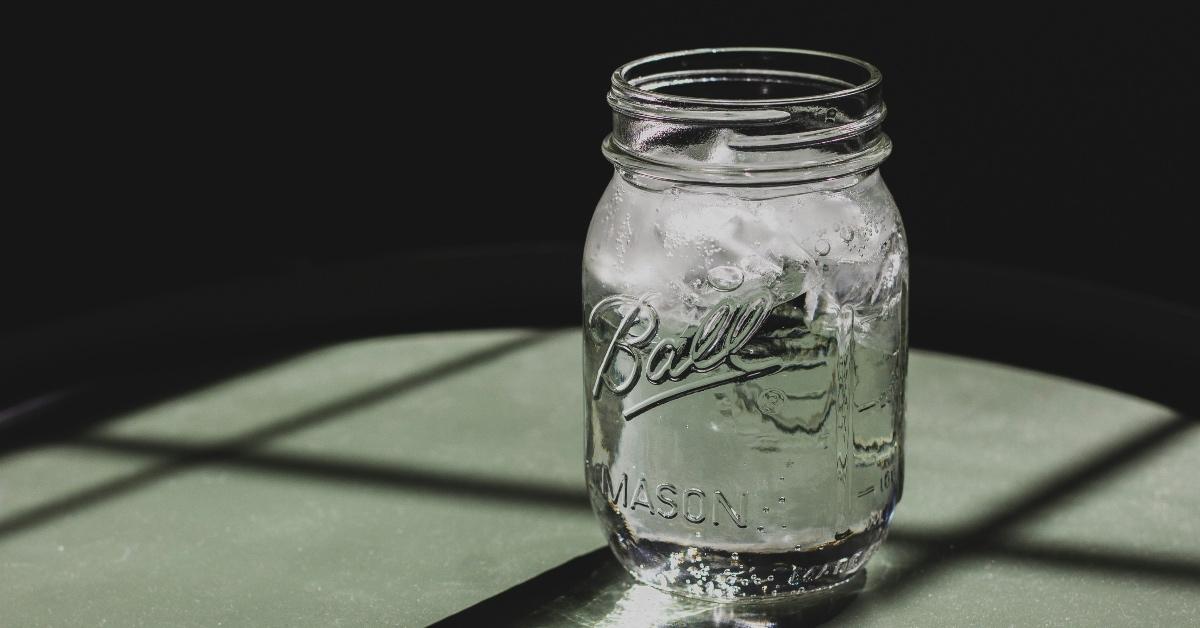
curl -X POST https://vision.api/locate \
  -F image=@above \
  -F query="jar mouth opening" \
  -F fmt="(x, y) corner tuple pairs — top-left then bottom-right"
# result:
(612, 47), (882, 108)
(605, 48), (890, 184)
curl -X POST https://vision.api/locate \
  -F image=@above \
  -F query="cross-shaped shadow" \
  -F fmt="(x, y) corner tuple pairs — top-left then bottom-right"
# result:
(867, 414), (1198, 602)
(0, 330), (565, 539)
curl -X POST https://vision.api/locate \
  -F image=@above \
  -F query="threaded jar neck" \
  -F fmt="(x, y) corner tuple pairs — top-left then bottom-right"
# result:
(603, 48), (891, 185)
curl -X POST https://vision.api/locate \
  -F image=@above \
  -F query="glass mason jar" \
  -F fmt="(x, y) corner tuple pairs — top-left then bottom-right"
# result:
(583, 48), (908, 601)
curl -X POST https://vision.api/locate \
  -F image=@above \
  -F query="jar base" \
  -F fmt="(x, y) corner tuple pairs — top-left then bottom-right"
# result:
(611, 524), (886, 602)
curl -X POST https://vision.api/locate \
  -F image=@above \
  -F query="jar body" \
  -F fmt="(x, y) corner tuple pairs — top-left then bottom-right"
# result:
(583, 168), (907, 600)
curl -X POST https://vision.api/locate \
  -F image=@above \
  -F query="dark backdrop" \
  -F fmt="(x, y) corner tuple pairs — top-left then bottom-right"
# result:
(6, 7), (1198, 411)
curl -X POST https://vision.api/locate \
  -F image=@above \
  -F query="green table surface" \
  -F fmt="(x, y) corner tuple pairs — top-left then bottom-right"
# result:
(1, 329), (1197, 626)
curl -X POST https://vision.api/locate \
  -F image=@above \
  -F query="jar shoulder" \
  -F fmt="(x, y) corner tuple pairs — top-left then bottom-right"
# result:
(584, 170), (906, 268)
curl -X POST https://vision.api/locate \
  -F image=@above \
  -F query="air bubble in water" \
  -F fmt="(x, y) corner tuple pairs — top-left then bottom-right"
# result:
(706, 265), (745, 292)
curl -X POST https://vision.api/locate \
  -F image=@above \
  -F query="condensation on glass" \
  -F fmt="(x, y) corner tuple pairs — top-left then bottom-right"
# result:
(583, 48), (908, 601)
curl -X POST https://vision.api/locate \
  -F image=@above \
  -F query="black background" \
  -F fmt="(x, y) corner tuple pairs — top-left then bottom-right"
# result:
(6, 7), (1198, 410)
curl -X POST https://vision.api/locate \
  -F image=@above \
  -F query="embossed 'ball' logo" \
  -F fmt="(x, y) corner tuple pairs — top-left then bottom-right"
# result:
(758, 388), (786, 415)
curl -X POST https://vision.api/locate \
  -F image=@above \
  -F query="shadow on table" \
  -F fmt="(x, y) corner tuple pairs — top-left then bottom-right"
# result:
(434, 547), (865, 627)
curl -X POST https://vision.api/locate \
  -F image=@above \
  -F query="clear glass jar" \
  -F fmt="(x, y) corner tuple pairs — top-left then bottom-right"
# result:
(582, 48), (908, 601)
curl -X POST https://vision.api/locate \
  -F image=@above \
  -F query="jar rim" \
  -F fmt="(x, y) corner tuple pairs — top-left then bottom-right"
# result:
(605, 47), (891, 184)
(611, 47), (883, 109)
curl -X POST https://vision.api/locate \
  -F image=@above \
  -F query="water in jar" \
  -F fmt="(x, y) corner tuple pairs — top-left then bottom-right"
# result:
(583, 169), (907, 600)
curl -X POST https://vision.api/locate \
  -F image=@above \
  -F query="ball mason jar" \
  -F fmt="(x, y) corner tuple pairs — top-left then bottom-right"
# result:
(583, 48), (908, 601)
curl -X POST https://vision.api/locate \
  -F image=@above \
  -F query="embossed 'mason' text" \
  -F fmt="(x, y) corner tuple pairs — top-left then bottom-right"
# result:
(593, 462), (748, 528)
